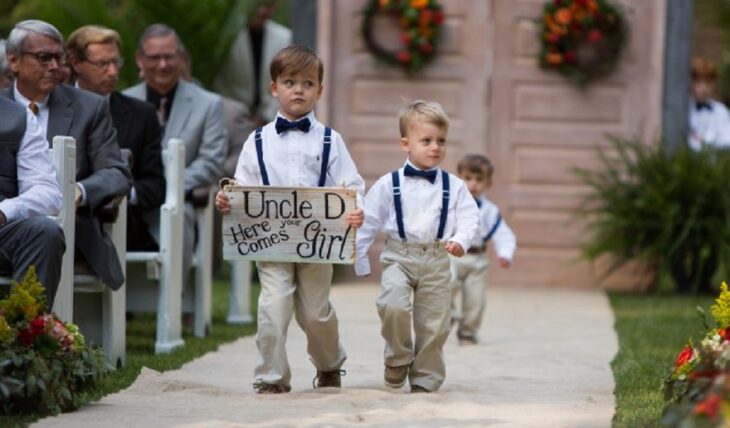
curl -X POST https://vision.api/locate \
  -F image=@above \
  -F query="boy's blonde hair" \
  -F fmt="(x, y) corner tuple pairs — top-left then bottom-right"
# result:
(270, 45), (324, 83)
(692, 57), (718, 81)
(399, 100), (449, 137)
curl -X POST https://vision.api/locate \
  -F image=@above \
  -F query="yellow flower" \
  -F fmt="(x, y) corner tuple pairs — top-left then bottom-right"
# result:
(410, 0), (429, 10)
(711, 282), (730, 328)
(0, 315), (13, 343)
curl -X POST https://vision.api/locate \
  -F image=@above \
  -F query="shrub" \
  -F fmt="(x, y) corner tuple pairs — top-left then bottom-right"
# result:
(574, 137), (730, 293)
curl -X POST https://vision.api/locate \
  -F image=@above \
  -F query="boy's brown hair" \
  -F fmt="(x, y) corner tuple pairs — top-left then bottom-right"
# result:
(457, 154), (494, 179)
(66, 25), (122, 61)
(399, 100), (449, 137)
(270, 45), (324, 83)
(692, 57), (718, 81)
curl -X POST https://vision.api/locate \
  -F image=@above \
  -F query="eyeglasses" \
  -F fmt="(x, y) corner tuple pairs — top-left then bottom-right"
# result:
(140, 52), (179, 64)
(85, 57), (124, 70)
(23, 50), (66, 66)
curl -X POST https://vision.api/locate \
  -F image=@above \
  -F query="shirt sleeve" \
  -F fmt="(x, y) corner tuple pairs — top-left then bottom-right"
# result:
(0, 111), (62, 222)
(233, 130), (260, 185)
(355, 176), (389, 276)
(492, 217), (517, 261)
(449, 179), (479, 252)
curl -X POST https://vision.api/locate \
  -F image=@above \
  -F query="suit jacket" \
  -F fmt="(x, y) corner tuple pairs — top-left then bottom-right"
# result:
(109, 92), (165, 251)
(213, 20), (292, 122)
(123, 80), (227, 191)
(1, 84), (132, 290)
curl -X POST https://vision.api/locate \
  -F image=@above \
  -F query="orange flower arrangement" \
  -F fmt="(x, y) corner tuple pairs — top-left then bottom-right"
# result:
(538, 0), (626, 86)
(362, 0), (444, 74)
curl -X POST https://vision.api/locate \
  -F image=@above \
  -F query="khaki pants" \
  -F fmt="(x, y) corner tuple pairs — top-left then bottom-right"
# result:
(253, 261), (346, 388)
(377, 240), (451, 391)
(450, 253), (489, 340)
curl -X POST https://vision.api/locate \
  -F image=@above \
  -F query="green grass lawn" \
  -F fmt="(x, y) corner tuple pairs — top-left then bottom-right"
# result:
(610, 293), (715, 427)
(1, 274), (259, 428)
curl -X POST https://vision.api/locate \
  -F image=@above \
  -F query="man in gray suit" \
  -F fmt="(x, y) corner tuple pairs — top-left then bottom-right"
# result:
(124, 24), (227, 279)
(3, 20), (131, 291)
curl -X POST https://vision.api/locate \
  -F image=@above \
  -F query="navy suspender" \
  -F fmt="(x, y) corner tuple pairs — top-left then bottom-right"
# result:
(390, 169), (450, 242)
(436, 170), (449, 240)
(318, 127), (332, 187)
(391, 171), (406, 240)
(254, 128), (269, 185)
(254, 126), (332, 187)
(484, 213), (502, 242)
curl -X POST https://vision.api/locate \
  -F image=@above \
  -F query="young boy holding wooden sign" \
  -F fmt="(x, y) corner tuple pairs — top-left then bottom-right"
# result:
(355, 100), (478, 393)
(215, 45), (365, 394)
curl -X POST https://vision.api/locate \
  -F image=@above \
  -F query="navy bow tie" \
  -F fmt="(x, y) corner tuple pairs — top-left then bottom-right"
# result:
(475, 197), (483, 208)
(275, 117), (311, 135)
(403, 164), (437, 184)
(696, 101), (713, 112)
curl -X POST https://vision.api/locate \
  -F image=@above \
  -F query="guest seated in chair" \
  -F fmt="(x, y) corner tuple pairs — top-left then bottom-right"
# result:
(2, 20), (131, 290)
(0, 96), (65, 305)
(67, 25), (165, 252)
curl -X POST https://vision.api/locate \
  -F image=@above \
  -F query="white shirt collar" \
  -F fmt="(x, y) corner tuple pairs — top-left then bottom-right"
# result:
(275, 109), (317, 124)
(13, 81), (50, 109)
(404, 158), (440, 173)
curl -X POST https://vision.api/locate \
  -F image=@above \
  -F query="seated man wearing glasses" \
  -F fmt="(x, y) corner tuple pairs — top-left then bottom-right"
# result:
(124, 24), (227, 284)
(2, 20), (131, 292)
(67, 25), (165, 252)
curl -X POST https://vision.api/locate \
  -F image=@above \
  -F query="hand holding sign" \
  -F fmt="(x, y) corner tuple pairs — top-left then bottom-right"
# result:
(221, 185), (358, 264)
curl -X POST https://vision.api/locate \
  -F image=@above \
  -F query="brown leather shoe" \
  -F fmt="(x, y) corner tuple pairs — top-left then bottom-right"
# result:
(411, 385), (431, 393)
(313, 369), (345, 388)
(254, 383), (290, 394)
(458, 335), (478, 346)
(384, 364), (409, 388)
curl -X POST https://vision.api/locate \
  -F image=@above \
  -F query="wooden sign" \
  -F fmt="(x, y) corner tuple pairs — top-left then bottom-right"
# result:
(221, 185), (357, 264)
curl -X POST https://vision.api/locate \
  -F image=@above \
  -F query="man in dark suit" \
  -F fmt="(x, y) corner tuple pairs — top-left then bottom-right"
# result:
(3, 20), (131, 290)
(67, 25), (165, 251)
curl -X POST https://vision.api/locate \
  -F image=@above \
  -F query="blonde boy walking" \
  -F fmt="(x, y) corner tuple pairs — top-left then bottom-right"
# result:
(216, 45), (365, 394)
(450, 155), (516, 345)
(356, 100), (478, 393)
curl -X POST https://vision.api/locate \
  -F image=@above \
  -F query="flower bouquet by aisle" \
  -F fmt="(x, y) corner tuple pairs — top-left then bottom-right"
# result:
(0, 268), (109, 415)
(663, 282), (730, 426)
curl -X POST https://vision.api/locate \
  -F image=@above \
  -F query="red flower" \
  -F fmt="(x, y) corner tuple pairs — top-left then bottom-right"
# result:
(675, 345), (694, 368)
(401, 32), (412, 44)
(546, 33), (560, 43)
(433, 10), (444, 25)
(17, 315), (46, 346)
(719, 328), (730, 341)
(564, 51), (576, 63)
(575, 0), (588, 6)
(694, 393), (722, 418)
(396, 51), (411, 63)
(419, 41), (433, 53)
(419, 9), (433, 26)
(587, 29), (602, 43)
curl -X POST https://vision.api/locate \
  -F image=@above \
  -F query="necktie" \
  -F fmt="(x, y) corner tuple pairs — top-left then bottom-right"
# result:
(696, 101), (713, 112)
(275, 116), (311, 135)
(157, 97), (168, 127)
(403, 164), (437, 184)
(28, 102), (39, 116)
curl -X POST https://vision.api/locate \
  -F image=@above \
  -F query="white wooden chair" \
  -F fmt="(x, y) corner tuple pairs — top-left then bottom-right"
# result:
(186, 188), (214, 337)
(126, 138), (186, 354)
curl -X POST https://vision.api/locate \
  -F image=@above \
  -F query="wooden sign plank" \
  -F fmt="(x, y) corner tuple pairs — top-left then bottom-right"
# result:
(221, 185), (357, 264)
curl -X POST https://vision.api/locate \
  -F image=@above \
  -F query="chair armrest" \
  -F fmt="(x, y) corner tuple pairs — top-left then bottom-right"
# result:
(187, 185), (211, 208)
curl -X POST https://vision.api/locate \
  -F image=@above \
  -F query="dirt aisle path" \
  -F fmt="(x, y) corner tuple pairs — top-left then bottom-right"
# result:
(35, 283), (617, 427)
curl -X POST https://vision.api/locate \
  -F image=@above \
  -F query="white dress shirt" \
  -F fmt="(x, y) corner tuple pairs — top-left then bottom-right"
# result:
(0, 110), (62, 222)
(689, 98), (730, 150)
(234, 110), (365, 197)
(355, 160), (479, 276)
(472, 196), (516, 261)
(13, 82), (50, 140)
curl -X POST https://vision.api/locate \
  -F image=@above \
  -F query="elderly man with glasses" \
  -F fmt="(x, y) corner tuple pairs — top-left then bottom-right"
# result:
(67, 25), (165, 252)
(1, 19), (131, 293)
